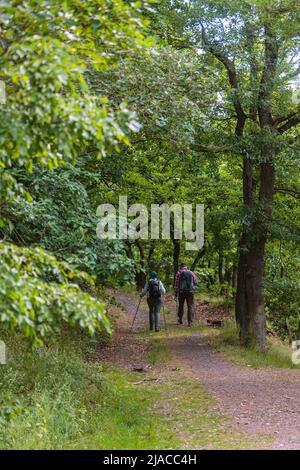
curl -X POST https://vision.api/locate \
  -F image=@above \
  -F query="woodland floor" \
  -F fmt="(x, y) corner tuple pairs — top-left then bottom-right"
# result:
(90, 289), (300, 450)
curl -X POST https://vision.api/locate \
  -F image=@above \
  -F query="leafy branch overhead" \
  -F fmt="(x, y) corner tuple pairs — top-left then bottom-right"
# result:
(0, 243), (110, 344)
(0, 0), (152, 342)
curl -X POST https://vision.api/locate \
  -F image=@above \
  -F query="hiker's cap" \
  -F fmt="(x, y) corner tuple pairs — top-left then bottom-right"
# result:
(180, 262), (187, 268)
(150, 271), (158, 279)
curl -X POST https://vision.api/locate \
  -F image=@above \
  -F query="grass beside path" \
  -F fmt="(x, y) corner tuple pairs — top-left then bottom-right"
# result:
(0, 327), (180, 450)
(212, 320), (300, 369)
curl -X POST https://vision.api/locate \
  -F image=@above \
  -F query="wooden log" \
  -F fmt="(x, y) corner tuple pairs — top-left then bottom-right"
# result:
(207, 319), (222, 328)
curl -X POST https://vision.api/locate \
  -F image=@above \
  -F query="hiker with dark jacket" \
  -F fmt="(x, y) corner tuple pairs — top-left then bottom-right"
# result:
(174, 262), (198, 326)
(140, 271), (166, 332)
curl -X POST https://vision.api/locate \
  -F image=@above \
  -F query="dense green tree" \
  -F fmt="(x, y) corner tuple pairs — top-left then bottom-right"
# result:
(0, 0), (150, 341)
(147, 0), (300, 350)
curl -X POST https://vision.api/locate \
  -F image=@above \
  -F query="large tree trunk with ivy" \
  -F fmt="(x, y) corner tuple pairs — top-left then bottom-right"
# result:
(161, 1), (299, 348)
(201, 14), (296, 350)
(236, 20), (279, 350)
(236, 145), (276, 339)
(203, 14), (289, 350)
(236, 158), (276, 351)
(236, 237), (266, 349)
(172, 238), (180, 282)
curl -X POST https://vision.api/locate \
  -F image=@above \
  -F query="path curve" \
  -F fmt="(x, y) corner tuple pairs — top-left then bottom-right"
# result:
(111, 290), (300, 450)
(167, 333), (300, 450)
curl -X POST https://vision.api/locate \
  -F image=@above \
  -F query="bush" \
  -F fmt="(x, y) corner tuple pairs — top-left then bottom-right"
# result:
(264, 278), (300, 339)
(0, 243), (110, 344)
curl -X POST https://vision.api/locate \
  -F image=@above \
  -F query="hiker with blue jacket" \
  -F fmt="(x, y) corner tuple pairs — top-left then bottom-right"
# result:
(174, 262), (198, 326)
(140, 271), (166, 332)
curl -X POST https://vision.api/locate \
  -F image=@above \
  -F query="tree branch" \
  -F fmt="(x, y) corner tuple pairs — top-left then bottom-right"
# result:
(266, 3), (298, 16)
(285, 64), (300, 80)
(200, 25), (246, 136)
(190, 247), (205, 271)
(274, 187), (300, 198)
(274, 110), (299, 125)
(277, 112), (300, 133)
(258, 23), (279, 126)
(191, 143), (231, 153)
(245, 22), (259, 121)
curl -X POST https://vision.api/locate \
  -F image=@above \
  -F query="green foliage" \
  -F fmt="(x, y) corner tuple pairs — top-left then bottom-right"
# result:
(265, 272), (300, 339)
(0, 0), (151, 206)
(0, 0), (152, 340)
(0, 243), (110, 344)
(4, 162), (136, 284)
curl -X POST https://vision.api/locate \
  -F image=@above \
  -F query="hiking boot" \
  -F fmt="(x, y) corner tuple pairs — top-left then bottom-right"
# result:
(177, 320), (183, 326)
(155, 329), (160, 332)
(188, 321), (193, 327)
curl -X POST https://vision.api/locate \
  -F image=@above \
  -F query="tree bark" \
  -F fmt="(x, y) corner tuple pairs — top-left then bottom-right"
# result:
(297, 320), (300, 342)
(172, 238), (180, 283)
(202, 17), (299, 351)
(219, 252), (226, 295)
(135, 271), (146, 290)
(134, 240), (146, 290)
(235, 19), (279, 351)
(236, 234), (267, 349)
(232, 266), (237, 291)
(236, 154), (276, 351)
(190, 246), (205, 271)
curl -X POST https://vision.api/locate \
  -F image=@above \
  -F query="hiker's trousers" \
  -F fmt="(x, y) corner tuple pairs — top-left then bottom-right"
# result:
(178, 291), (194, 323)
(147, 298), (161, 330)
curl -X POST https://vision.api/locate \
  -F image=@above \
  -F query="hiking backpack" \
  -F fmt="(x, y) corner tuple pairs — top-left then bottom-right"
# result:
(148, 279), (161, 299)
(179, 270), (195, 292)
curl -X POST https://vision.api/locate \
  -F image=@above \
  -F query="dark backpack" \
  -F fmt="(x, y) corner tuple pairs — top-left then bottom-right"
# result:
(179, 270), (195, 292)
(148, 279), (161, 299)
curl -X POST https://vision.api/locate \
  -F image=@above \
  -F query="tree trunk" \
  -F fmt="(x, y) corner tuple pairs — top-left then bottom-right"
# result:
(135, 271), (146, 290)
(218, 252), (225, 294)
(125, 240), (147, 290)
(165, 267), (171, 289)
(236, 159), (275, 351)
(134, 240), (146, 290)
(286, 318), (292, 347)
(218, 252), (224, 285)
(224, 266), (232, 286)
(190, 247), (205, 271)
(224, 266), (232, 297)
(147, 242), (155, 266)
(232, 265), (237, 291)
(172, 238), (180, 283)
(297, 320), (300, 342)
(236, 234), (267, 350)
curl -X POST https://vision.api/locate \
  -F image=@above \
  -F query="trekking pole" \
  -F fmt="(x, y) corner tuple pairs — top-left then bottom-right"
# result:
(131, 297), (142, 332)
(162, 301), (168, 337)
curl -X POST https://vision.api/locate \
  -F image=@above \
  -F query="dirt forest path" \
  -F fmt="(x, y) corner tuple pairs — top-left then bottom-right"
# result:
(100, 289), (300, 450)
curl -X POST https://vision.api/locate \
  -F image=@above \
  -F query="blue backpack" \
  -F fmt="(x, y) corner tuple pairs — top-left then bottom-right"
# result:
(148, 279), (161, 299)
(179, 270), (195, 292)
